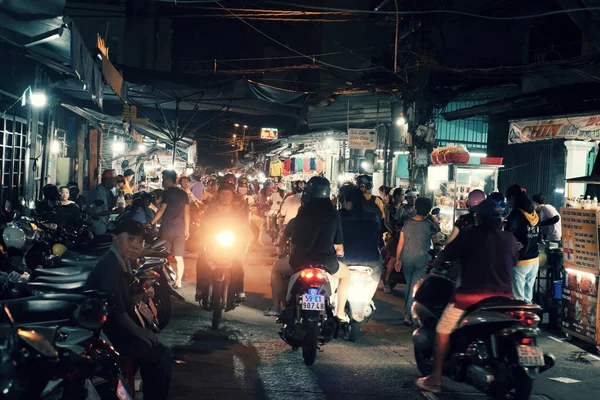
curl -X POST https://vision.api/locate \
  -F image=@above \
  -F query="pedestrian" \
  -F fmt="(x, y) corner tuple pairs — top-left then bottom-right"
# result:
(59, 186), (75, 206)
(393, 197), (440, 325)
(179, 174), (202, 207)
(88, 170), (119, 236)
(84, 220), (171, 400)
(339, 188), (381, 268)
(190, 172), (205, 203)
(505, 184), (540, 304)
(149, 170), (190, 288)
(115, 175), (132, 206)
(532, 193), (561, 244)
(67, 181), (87, 210)
(378, 185), (392, 205)
(123, 169), (135, 195)
(446, 189), (485, 244)
(396, 190), (418, 230)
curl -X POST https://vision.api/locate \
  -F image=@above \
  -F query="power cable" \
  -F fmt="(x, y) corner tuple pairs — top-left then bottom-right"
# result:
(259, 1), (600, 21)
(213, 1), (382, 73)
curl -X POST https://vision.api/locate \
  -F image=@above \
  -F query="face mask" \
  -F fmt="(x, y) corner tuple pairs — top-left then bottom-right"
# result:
(238, 187), (248, 195)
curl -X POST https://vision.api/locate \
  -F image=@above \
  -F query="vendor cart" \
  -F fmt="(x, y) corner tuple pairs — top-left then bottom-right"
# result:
(427, 164), (501, 235)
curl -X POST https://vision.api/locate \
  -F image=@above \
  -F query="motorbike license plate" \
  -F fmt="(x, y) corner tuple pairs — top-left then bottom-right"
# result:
(137, 301), (156, 323)
(116, 379), (132, 400)
(517, 345), (545, 367)
(302, 293), (325, 311)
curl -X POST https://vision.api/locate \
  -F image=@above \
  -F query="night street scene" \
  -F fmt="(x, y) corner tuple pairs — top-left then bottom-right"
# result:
(7, 1), (600, 400)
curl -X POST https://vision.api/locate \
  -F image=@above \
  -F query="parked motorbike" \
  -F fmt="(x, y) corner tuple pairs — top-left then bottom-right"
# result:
(200, 229), (244, 329)
(411, 267), (555, 400)
(340, 263), (380, 342)
(278, 265), (339, 365)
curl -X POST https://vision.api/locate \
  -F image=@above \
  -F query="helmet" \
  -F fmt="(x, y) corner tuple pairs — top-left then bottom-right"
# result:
(218, 182), (236, 193)
(356, 174), (373, 190)
(302, 176), (331, 204)
(238, 177), (248, 186)
(277, 182), (286, 191)
(292, 180), (305, 194)
(338, 182), (356, 203)
(42, 184), (60, 201)
(467, 189), (486, 208)
(474, 198), (502, 222)
(488, 192), (507, 215)
(223, 173), (236, 185)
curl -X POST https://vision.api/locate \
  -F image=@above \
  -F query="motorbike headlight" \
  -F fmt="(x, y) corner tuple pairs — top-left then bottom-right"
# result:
(215, 231), (235, 248)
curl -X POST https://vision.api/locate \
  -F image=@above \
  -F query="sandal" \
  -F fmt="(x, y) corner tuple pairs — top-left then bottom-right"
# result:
(263, 307), (280, 317)
(415, 377), (441, 393)
(337, 313), (350, 324)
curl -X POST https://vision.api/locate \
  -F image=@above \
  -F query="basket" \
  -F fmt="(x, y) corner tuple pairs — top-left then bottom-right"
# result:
(446, 153), (470, 164)
(480, 157), (503, 165)
(431, 154), (440, 164)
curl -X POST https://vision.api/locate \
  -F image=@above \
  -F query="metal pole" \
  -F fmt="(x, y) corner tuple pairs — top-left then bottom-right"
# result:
(394, 0), (399, 74)
(172, 100), (179, 166)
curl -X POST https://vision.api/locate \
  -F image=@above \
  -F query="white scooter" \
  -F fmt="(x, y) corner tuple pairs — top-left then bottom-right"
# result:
(341, 263), (380, 342)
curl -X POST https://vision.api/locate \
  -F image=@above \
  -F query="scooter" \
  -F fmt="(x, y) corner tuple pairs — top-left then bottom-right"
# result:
(411, 266), (555, 400)
(340, 263), (380, 342)
(278, 265), (339, 365)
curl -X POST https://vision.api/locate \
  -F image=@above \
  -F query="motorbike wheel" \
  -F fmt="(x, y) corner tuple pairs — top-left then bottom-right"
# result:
(155, 287), (173, 330)
(491, 368), (534, 400)
(302, 318), (319, 366)
(211, 280), (223, 330)
(414, 346), (434, 376)
(343, 320), (364, 342)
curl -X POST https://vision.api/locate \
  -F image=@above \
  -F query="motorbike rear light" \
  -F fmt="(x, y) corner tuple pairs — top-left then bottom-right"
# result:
(508, 311), (540, 327)
(300, 268), (325, 281)
(520, 337), (533, 345)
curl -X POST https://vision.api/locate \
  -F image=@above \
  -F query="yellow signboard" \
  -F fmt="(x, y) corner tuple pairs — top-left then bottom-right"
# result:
(260, 127), (278, 139)
(561, 207), (600, 271)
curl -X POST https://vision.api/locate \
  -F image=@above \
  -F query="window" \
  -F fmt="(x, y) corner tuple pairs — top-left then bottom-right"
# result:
(0, 114), (27, 205)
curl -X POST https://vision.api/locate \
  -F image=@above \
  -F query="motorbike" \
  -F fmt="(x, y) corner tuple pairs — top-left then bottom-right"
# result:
(340, 263), (380, 342)
(411, 267), (555, 400)
(278, 265), (340, 365)
(199, 229), (244, 330)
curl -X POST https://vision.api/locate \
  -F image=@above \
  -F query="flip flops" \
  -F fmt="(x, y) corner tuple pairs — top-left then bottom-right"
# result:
(415, 378), (441, 394)
(263, 307), (280, 317)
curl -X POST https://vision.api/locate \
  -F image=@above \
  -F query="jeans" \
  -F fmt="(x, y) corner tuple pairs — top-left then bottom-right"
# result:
(512, 261), (539, 304)
(403, 262), (427, 320)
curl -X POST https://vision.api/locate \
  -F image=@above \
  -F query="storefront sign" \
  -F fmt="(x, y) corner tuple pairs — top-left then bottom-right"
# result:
(260, 127), (278, 139)
(509, 114), (600, 144)
(348, 128), (377, 150)
(560, 208), (600, 270)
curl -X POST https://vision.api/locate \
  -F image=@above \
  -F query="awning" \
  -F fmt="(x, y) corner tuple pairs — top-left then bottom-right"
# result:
(566, 175), (600, 184)
(508, 112), (600, 145)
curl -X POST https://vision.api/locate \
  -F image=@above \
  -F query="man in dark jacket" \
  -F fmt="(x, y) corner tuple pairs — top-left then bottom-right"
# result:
(505, 184), (540, 304)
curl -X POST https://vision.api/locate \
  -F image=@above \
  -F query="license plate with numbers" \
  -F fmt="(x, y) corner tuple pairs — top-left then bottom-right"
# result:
(301, 293), (325, 311)
(517, 345), (545, 367)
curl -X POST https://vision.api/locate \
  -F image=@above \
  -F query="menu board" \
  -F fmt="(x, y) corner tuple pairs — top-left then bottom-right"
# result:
(560, 208), (600, 271)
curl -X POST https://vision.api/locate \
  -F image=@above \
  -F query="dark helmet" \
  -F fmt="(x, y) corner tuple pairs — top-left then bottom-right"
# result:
(223, 173), (236, 185)
(292, 180), (305, 194)
(302, 176), (331, 204)
(42, 184), (60, 201)
(488, 192), (507, 216)
(356, 174), (373, 190)
(338, 182), (356, 203)
(474, 198), (502, 222)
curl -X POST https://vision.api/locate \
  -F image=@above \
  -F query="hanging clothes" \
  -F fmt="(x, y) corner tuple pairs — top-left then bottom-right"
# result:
(316, 157), (325, 172)
(282, 158), (291, 176)
(265, 159), (271, 176)
(303, 158), (310, 172)
(290, 157), (296, 173)
(309, 157), (317, 171)
(269, 159), (283, 177)
(295, 157), (303, 172)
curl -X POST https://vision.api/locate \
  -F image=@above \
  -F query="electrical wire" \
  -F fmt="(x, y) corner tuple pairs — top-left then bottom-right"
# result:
(213, 1), (382, 73)
(259, 1), (600, 21)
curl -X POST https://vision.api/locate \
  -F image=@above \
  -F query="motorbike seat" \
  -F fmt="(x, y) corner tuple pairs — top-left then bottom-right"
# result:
(32, 271), (91, 284)
(34, 265), (94, 277)
(28, 280), (87, 293)
(58, 258), (98, 268)
(1, 299), (77, 324)
(61, 251), (102, 262)
(463, 296), (541, 316)
(148, 239), (167, 250)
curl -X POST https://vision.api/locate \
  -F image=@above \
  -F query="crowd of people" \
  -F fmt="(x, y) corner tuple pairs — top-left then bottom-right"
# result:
(33, 167), (565, 397)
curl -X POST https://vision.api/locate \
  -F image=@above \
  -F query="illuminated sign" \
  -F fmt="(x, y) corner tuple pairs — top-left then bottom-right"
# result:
(260, 127), (278, 139)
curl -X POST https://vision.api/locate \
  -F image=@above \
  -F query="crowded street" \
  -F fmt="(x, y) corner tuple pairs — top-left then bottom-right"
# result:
(153, 240), (600, 400)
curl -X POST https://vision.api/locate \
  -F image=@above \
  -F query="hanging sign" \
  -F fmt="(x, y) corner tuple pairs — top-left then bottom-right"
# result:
(260, 127), (278, 139)
(508, 114), (600, 144)
(560, 208), (600, 270)
(348, 128), (377, 150)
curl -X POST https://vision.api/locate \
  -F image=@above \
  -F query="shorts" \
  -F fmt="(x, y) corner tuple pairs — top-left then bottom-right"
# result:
(161, 231), (186, 257)
(436, 303), (465, 335)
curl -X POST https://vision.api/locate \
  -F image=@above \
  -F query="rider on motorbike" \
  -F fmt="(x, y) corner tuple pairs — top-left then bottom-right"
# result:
(265, 177), (350, 322)
(195, 182), (250, 305)
(278, 180), (303, 230)
(416, 198), (519, 394)
(445, 189), (485, 244)
(356, 175), (384, 220)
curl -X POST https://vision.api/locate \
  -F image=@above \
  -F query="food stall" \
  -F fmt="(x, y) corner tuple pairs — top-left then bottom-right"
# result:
(427, 147), (502, 235)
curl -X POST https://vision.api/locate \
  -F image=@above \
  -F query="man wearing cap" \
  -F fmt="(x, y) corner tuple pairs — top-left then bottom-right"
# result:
(85, 220), (171, 400)
(415, 199), (519, 394)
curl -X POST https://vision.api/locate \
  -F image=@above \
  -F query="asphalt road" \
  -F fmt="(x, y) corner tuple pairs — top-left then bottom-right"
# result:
(149, 241), (600, 400)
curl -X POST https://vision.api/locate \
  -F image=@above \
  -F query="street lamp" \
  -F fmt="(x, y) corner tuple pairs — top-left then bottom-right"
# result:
(234, 123), (240, 127)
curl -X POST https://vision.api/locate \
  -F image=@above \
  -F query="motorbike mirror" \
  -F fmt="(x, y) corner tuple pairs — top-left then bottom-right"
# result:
(4, 200), (11, 213)
(75, 298), (109, 330)
(17, 328), (59, 359)
(431, 208), (440, 216)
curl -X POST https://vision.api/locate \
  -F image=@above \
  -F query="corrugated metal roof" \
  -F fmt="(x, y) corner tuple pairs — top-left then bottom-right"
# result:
(308, 93), (395, 130)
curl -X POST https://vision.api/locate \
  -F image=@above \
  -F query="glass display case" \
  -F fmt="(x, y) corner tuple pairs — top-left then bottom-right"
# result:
(427, 164), (501, 235)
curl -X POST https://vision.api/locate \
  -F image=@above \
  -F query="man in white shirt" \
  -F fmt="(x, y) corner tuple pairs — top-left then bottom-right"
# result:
(279, 181), (303, 227)
(532, 193), (561, 243)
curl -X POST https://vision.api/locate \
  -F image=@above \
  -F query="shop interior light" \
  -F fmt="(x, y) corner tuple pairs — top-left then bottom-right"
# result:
(377, 159), (384, 163)
(326, 138), (334, 144)
(138, 143), (147, 152)
(361, 161), (370, 169)
(565, 268), (596, 281)
(112, 140), (125, 155)
(470, 152), (487, 158)
(555, 188), (565, 194)
(30, 91), (48, 108)
(50, 140), (61, 154)
(186, 167), (194, 175)
(394, 151), (409, 155)
(395, 116), (406, 126)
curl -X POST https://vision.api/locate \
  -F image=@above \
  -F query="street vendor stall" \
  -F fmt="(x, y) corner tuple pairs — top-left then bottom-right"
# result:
(427, 149), (501, 235)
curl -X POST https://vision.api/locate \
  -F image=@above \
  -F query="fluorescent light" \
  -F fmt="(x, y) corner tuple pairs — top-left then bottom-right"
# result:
(50, 140), (60, 154)
(361, 161), (370, 169)
(555, 188), (565, 194)
(470, 152), (487, 158)
(186, 168), (194, 175)
(395, 116), (406, 126)
(394, 151), (409, 155)
(377, 159), (384, 163)
(30, 91), (47, 108)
